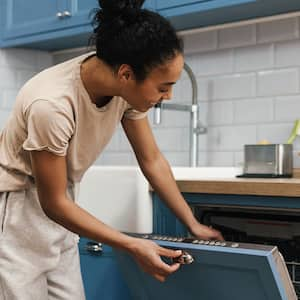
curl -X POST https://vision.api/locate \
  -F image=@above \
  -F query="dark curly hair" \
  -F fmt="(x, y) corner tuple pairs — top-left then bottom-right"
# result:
(90, 0), (183, 81)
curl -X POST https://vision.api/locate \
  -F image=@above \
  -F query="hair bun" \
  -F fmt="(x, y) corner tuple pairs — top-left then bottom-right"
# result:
(98, 0), (145, 16)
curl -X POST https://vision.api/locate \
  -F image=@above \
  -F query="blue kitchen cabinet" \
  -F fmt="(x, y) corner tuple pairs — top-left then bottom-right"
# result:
(151, 192), (300, 299)
(155, 0), (300, 30)
(0, 0), (67, 40)
(78, 237), (132, 300)
(153, 192), (300, 236)
(153, 193), (187, 236)
(0, 0), (155, 50)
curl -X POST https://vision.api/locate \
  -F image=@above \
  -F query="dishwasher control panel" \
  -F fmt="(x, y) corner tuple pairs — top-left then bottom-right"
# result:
(139, 234), (273, 251)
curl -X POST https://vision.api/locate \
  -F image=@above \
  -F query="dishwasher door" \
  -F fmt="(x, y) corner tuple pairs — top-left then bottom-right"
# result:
(114, 235), (297, 300)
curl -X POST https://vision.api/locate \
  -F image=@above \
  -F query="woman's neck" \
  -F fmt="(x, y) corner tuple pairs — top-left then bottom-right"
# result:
(80, 56), (119, 108)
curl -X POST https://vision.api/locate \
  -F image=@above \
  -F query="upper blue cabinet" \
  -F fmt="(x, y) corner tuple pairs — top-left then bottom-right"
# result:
(155, 0), (300, 30)
(1, 0), (300, 50)
(0, 0), (155, 50)
(0, 0), (99, 50)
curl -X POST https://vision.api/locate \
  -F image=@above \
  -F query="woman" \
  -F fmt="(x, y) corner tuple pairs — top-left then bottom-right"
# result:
(0, 0), (223, 299)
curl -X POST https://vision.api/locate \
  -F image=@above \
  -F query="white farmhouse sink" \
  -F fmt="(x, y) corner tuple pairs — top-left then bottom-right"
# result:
(77, 166), (152, 234)
(77, 166), (242, 233)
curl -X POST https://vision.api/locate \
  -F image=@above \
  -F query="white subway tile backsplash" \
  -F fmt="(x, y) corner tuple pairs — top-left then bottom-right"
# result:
(178, 78), (193, 103)
(218, 125), (257, 151)
(16, 69), (37, 89)
(118, 130), (133, 152)
(200, 151), (235, 166)
(2, 48), (38, 70)
(192, 49), (234, 76)
(183, 30), (218, 54)
(257, 68), (299, 96)
(3, 15), (300, 168)
(148, 109), (190, 128)
(257, 123), (294, 144)
(234, 44), (274, 72)
(205, 125), (256, 151)
(95, 152), (135, 166)
(152, 128), (189, 151)
(234, 151), (244, 168)
(218, 25), (256, 49)
(257, 17), (299, 44)
(275, 40), (300, 67)
(0, 68), (17, 89)
(212, 73), (256, 100)
(293, 151), (300, 168)
(163, 152), (189, 166)
(0, 111), (11, 130)
(37, 51), (53, 71)
(0, 50), (5, 66)
(1, 90), (18, 111)
(234, 98), (274, 124)
(207, 101), (233, 125)
(274, 95), (300, 121)
(197, 77), (214, 102)
(104, 132), (120, 152)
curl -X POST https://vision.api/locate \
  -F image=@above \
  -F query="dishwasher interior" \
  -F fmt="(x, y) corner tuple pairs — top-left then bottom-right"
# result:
(193, 205), (300, 299)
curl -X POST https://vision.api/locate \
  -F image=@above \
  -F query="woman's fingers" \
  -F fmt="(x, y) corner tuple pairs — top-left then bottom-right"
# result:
(158, 246), (182, 258)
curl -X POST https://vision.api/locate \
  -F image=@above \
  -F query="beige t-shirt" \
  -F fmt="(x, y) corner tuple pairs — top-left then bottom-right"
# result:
(0, 52), (147, 191)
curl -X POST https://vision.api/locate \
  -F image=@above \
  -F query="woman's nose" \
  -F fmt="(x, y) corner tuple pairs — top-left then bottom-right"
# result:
(163, 90), (172, 100)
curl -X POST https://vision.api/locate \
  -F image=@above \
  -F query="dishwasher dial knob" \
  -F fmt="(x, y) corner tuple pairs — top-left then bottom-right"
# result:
(173, 251), (194, 265)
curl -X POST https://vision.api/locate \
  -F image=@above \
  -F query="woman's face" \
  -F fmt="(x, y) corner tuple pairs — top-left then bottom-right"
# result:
(121, 53), (184, 112)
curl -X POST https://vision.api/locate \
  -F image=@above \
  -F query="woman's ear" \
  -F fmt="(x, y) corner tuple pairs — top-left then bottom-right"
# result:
(118, 64), (135, 83)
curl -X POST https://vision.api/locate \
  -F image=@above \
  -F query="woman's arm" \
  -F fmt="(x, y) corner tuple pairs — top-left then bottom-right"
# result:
(122, 116), (223, 241)
(30, 150), (182, 282)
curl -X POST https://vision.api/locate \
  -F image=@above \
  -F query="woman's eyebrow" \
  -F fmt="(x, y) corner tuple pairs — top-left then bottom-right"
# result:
(162, 81), (176, 86)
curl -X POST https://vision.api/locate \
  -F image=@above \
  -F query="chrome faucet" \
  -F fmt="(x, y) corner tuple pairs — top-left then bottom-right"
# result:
(153, 62), (206, 167)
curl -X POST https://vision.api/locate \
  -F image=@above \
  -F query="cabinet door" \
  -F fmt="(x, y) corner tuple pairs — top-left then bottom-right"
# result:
(153, 193), (187, 236)
(156, 0), (255, 13)
(156, 0), (300, 30)
(115, 236), (297, 300)
(144, 0), (156, 10)
(64, 0), (98, 28)
(2, 0), (67, 40)
(157, 0), (211, 10)
(63, 0), (156, 34)
(79, 238), (132, 300)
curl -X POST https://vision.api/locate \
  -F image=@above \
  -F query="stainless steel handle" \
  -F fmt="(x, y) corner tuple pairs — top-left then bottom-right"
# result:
(56, 12), (64, 19)
(62, 11), (72, 18)
(56, 11), (72, 19)
(85, 242), (103, 254)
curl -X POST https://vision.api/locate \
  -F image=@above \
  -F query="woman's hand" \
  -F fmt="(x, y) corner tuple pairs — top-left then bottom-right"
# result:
(189, 222), (224, 241)
(128, 238), (182, 282)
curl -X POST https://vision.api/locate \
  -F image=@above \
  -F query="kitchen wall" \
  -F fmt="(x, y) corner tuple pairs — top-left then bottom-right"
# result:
(1, 15), (300, 167)
(0, 48), (53, 128)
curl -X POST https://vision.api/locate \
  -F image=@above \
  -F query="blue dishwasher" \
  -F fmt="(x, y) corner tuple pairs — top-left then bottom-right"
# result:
(114, 234), (297, 300)
(79, 237), (132, 300)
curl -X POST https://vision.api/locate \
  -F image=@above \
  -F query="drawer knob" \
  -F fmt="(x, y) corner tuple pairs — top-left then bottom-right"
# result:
(85, 241), (103, 254)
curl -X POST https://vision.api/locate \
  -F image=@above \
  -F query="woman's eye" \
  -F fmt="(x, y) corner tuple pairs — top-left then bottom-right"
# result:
(159, 89), (168, 93)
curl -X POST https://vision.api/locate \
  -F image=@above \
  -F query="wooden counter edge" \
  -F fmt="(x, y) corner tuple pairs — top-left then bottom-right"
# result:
(175, 180), (300, 197)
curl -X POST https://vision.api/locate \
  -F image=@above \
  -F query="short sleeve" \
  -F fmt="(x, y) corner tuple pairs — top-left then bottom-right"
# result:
(22, 99), (75, 156)
(123, 105), (147, 120)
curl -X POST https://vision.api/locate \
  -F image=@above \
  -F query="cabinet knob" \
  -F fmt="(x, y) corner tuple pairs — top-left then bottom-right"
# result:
(85, 241), (103, 255)
(56, 11), (72, 19)
(56, 12), (64, 19)
(62, 11), (72, 18)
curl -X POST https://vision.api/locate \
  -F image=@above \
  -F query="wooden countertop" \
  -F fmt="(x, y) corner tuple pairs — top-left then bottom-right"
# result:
(175, 178), (300, 197)
(173, 169), (300, 197)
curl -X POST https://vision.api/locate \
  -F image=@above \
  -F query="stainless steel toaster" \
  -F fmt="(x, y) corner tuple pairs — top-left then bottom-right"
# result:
(239, 144), (293, 178)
